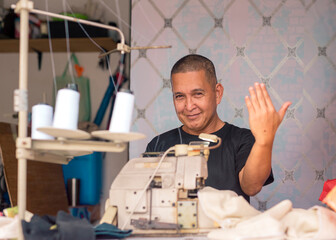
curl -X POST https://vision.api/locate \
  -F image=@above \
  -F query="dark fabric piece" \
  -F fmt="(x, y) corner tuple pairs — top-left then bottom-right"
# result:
(94, 223), (132, 239)
(56, 211), (94, 240)
(21, 211), (94, 240)
(145, 122), (274, 202)
(21, 215), (58, 240)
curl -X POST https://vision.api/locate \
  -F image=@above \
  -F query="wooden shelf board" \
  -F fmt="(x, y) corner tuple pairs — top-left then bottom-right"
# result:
(0, 38), (117, 53)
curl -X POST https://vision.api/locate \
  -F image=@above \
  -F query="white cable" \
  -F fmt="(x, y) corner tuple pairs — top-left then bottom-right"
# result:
(114, 0), (123, 36)
(65, 2), (105, 52)
(97, 0), (151, 43)
(121, 146), (175, 230)
(97, 0), (130, 31)
(62, 0), (75, 83)
(63, 1), (120, 92)
(45, 0), (57, 100)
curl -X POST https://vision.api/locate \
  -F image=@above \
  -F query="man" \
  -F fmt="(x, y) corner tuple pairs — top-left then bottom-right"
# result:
(145, 54), (291, 202)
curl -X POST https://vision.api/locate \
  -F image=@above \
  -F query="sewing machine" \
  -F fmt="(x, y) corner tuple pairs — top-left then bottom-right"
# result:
(101, 134), (221, 234)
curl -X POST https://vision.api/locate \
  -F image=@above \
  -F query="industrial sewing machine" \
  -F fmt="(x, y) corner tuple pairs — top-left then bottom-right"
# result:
(101, 134), (222, 234)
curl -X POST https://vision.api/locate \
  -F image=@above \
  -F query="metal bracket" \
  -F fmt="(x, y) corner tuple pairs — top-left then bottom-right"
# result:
(16, 148), (71, 164)
(177, 200), (198, 229)
(16, 137), (32, 148)
(117, 43), (131, 53)
(13, 89), (28, 112)
(13, 0), (34, 13)
(131, 218), (179, 230)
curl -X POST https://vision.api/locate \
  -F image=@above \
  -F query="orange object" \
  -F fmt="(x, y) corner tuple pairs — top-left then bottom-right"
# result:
(323, 185), (336, 212)
(74, 64), (84, 77)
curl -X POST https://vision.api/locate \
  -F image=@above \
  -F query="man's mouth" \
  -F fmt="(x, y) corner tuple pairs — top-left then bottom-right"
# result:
(186, 113), (201, 120)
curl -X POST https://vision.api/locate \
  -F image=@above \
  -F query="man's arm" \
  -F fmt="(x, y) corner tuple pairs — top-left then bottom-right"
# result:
(239, 82), (291, 196)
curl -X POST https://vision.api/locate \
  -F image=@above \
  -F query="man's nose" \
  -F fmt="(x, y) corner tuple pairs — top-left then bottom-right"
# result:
(185, 97), (195, 111)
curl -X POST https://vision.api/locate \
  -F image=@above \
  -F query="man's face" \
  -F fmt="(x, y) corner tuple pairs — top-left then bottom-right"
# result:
(172, 70), (222, 135)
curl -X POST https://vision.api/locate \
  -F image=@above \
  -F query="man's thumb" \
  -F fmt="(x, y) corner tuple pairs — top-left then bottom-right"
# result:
(279, 102), (292, 121)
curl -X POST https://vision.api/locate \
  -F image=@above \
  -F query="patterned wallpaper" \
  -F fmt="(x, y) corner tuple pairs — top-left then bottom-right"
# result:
(129, 0), (336, 210)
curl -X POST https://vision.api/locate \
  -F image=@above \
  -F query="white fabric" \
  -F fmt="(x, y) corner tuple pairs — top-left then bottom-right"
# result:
(0, 216), (19, 239)
(198, 187), (291, 240)
(197, 187), (260, 228)
(282, 206), (336, 239)
(198, 187), (336, 240)
(208, 216), (284, 240)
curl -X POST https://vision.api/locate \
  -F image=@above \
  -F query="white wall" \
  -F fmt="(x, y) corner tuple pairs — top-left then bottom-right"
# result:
(0, 0), (131, 215)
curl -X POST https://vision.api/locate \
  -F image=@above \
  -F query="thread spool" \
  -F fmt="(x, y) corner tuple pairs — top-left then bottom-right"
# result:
(31, 103), (54, 140)
(109, 89), (134, 133)
(53, 86), (80, 130)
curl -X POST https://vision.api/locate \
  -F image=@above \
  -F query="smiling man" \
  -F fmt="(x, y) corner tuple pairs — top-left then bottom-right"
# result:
(145, 54), (291, 202)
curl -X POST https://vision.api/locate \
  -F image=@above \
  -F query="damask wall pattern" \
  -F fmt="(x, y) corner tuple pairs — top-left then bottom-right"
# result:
(129, 0), (336, 210)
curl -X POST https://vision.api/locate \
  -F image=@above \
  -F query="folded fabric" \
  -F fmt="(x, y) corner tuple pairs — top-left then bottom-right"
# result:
(94, 222), (132, 239)
(282, 205), (336, 239)
(204, 192), (292, 240)
(21, 210), (95, 240)
(197, 186), (260, 228)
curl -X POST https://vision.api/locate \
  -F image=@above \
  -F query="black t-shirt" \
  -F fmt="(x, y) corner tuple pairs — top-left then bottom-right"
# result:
(145, 122), (274, 202)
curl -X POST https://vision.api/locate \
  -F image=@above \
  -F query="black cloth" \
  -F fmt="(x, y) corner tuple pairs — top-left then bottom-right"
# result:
(145, 122), (274, 202)
(21, 211), (95, 240)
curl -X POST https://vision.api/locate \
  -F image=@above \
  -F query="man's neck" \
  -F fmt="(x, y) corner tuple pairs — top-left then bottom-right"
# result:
(182, 118), (225, 135)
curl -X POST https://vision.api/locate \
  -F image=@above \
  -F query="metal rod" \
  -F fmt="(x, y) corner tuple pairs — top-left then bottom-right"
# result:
(17, 0), (29, 239)
(149, 185), (152, 224)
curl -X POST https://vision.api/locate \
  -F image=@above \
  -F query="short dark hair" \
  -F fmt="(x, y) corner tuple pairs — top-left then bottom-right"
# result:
(171, 54), (217, 88)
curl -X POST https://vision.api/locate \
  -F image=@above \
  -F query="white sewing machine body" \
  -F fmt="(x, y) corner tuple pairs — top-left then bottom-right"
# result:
(106, 153), (217, 233)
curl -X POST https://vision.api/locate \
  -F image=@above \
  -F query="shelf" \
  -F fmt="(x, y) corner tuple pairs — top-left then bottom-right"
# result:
(16, 137), (127, 164)
(0, 37), (117, 53)
(17, 137), (127, 153)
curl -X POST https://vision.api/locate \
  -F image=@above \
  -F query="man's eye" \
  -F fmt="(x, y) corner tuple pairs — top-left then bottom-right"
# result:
(175, 95), (184, 99)
(194, 92), (204, 97)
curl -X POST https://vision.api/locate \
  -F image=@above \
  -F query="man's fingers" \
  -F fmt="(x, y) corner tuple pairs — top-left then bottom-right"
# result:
(260, 83), (275, 110)
(255, 82), (267, 109)
(245, 95), (255, 114)
(249, 86), (260, 110)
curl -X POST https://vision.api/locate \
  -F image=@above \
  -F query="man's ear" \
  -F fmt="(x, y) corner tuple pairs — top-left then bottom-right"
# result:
(215, 83), (224, 105)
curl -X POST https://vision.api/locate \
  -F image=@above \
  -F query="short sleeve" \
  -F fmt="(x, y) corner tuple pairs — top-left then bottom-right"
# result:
(145, 136), (159, 152)
(235, 129), (255, 175)
(264, 170), (274, 185)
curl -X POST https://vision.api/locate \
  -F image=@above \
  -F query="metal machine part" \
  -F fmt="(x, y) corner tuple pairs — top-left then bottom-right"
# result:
(105, 154), (216, 233)
(131, 218), (180, 230)
(102, 136), (222, 234)
(177, 200), (198, 229)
